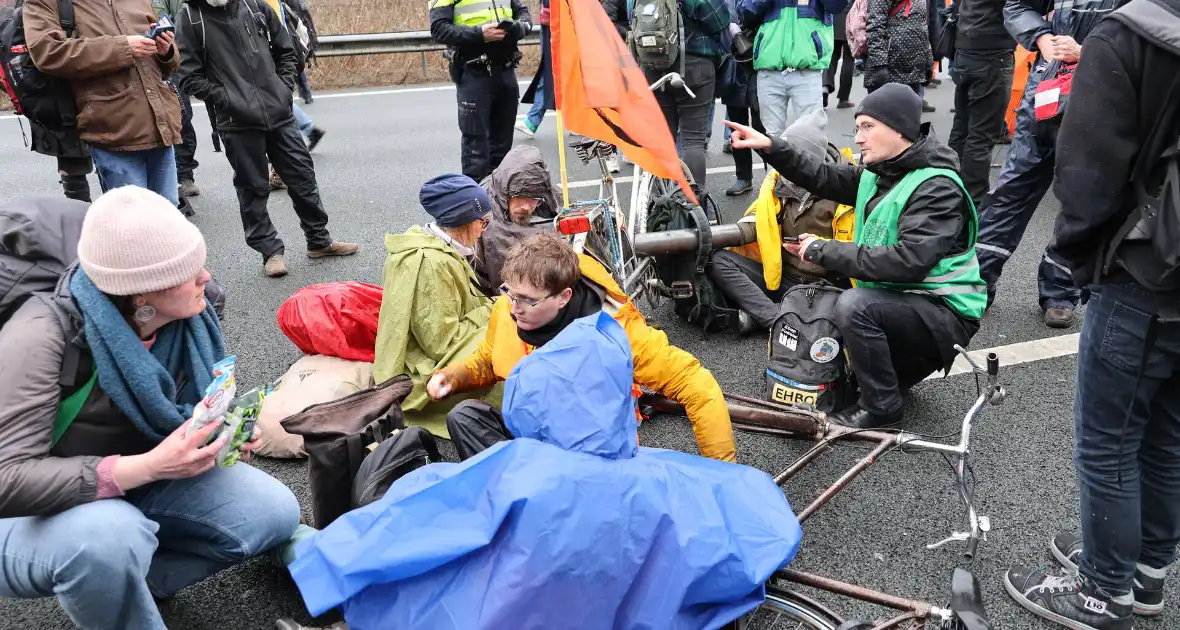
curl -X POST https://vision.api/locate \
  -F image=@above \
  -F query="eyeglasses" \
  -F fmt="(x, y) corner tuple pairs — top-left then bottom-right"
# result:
(478, 216), (491, 229)
(499, 284), (555, 308)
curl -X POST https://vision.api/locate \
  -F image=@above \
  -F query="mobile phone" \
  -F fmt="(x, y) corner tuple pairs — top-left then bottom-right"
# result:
(497, 19), (515, 30)
(145, 14), (175, 39)
(782, 235), (800, 243)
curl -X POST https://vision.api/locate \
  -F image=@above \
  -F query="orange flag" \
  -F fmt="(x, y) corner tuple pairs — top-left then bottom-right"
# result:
(550, 0), (698, 205)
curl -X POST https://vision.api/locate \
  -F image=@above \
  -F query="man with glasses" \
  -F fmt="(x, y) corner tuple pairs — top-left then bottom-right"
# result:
(428, 233), (737, 463)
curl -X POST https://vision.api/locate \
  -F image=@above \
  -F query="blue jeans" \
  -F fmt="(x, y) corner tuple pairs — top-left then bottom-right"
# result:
(756, 68), (824, 138)
(0, 463), (300, 629)
(526, 74), (546, 130)
(1075, 282), (1180, 593)
(293, 103), (314, 138)
(90, 146), (179, 207)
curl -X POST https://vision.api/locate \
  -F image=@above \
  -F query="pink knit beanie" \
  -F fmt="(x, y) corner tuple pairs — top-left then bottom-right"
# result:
(77, 186), (208, 296)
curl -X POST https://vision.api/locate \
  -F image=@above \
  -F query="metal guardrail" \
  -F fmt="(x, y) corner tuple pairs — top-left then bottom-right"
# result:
(316, 29), (541, 57)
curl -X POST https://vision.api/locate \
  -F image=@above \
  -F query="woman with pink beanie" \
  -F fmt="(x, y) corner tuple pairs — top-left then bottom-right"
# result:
(0, 187), (300, 629)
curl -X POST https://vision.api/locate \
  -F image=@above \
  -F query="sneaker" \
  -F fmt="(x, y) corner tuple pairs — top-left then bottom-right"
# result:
(1044, 307), (1076, 329)
(307, 241), (361, 259)
(922, 100), (936, 113)
(269, 167), (286, 191)
(1005, 567), (1133, 630)
(737, 310), (756, 337)
(178, 179), (200, 197)
(722, 139), (732, 154)
(264, 253), (288, 278)
(515, 120), (536, 138)
(837, 99), (855, 109)
(307, 127), (326, 153)
(606, 152), (621, 174)
(726, 179), (753, 196)
(1051, 533), (1167, 616)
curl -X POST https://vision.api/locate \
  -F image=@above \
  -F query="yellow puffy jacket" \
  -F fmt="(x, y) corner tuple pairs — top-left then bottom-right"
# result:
(730, 153), (857, 291)
(444, 255), (738, 462)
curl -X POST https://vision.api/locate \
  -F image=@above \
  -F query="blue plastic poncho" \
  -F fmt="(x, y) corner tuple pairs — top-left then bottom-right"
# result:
(289, 311), (803, 630)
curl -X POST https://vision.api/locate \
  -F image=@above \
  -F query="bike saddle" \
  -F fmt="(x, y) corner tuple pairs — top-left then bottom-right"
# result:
(948, 567), (993, 630)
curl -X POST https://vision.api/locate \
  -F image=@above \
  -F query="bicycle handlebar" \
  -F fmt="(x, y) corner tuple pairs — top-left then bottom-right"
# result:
(648, 72), (696, 99)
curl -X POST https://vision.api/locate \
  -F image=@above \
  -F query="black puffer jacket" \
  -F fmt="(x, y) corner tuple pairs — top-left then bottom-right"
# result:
(176, 0), (298, 132)
(865, 0), (933, 88)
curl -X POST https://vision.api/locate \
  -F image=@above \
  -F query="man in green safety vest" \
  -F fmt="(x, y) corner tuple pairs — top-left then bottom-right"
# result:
(430, 0), (532, 182)
(726, 83), (986, 429)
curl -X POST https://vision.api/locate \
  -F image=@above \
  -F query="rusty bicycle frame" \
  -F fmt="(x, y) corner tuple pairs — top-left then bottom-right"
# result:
(642, 349), (1006, 629)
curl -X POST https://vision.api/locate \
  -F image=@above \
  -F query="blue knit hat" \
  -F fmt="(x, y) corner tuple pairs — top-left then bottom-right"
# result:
(419, 174), (491, 228)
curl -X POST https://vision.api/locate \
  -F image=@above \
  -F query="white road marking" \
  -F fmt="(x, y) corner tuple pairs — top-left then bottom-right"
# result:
(926, 333), (1080, 380)
(0, 80), (535, 121)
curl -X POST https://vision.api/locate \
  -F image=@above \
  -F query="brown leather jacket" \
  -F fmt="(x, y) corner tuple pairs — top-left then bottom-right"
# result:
(24, 0), (182, 151)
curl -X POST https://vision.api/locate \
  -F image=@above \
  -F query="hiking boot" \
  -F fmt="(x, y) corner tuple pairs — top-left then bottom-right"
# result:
(307, 127), (326, 153)
(726, 179), (753, 196)
(837, 99), (855, 109)
(269, 167), (286, 191)
(1044, 307), (1075, 329)
(307, 241), (360, 259)
(264, 253), (288, 278)
(828, 403), (904, 429)
(823, 92), (830, 108)
(1051, 533), (1168, 616)
(922, 100), (936, 113)
(1004, 567), (1133, 630)
(178, 178), (200, 197)
(178, 197), (196, 218)
(722, 139), (732, 154)
(514, 119), (536, 138)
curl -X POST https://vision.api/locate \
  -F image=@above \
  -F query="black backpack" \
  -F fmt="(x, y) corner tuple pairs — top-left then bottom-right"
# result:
(352, 425), (441, 509)
(0, 0), (79, 131)
(646, 184), (735, 332)
(766, 282), (855, 413)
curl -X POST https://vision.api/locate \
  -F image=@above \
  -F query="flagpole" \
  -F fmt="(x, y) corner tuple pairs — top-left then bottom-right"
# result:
(555, 109), (570, 210)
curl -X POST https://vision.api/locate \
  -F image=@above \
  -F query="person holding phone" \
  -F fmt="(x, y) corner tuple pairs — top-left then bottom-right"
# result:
(430, 0), (532, 182)
(727, 84), (986, 430)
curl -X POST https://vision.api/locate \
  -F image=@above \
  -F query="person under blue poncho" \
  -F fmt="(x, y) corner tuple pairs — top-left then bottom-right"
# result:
(289, 311), (803, 630)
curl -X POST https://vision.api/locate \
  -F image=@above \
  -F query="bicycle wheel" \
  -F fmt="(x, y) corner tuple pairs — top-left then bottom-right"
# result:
(737, 586), (844, 630)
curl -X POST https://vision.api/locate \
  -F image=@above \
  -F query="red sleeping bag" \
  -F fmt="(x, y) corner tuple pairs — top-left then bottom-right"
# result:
(277, 282), (384, 362)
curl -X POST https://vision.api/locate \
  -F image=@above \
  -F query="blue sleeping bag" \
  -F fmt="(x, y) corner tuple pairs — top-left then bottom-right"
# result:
(289, 311), (802, 630)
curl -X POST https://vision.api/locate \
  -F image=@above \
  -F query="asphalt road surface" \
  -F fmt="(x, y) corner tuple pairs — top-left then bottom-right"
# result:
(1, 73), (1169, 630)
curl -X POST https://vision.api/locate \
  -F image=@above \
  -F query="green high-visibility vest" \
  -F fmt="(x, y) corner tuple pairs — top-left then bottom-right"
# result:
(433, 0), (512, 28)
(852, 167), (988, 320)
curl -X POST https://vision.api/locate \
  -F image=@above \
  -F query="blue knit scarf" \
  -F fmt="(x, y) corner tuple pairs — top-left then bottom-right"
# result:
(70, 269), (227, 442)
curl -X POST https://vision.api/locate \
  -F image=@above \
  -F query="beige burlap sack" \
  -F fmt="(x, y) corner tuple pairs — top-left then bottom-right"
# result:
(256, 355), (375, 458)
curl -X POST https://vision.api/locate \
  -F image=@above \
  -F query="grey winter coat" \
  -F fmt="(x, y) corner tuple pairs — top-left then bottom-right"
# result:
(474, 145), (561, 296)
(865, 0), (934, 89)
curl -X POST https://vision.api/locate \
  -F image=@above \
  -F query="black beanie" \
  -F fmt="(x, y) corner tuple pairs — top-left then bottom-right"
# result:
(854, 83), (923, 142)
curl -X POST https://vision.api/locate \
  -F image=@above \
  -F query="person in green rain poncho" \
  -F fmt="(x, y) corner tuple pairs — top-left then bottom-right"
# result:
(373, 174), (502, 437)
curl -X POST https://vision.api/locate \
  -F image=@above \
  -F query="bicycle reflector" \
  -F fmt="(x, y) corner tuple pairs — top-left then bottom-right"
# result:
(558, 215), (592, 235)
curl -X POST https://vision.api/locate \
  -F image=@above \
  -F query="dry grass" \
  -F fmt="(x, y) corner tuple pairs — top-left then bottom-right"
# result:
(305, 0), (541, 89)
(0, 0), (543, 110)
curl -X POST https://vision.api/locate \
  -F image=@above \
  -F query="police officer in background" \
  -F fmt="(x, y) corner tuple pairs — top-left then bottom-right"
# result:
(430, 0), (532, 182)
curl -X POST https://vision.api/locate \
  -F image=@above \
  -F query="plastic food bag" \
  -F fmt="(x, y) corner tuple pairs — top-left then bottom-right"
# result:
(189, 356), (238, 436)
(188, 356), (269, 467)
(277, 282), (383, 362)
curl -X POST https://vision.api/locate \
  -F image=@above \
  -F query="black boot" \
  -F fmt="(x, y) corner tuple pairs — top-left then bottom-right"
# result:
(828, 403), (905, 429)
(60, 175), (91, 203)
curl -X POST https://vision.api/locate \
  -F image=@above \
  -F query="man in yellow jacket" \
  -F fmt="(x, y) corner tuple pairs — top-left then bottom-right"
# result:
(427, 233), (737, 462)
